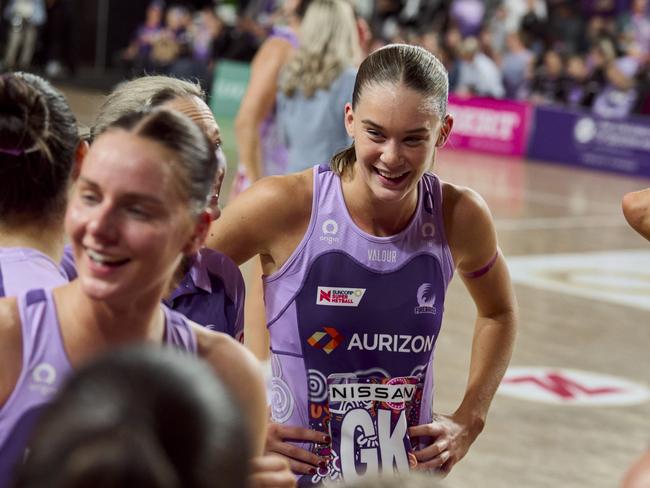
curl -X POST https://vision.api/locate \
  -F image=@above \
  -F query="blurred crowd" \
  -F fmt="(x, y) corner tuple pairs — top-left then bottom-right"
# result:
(121, 0), (650, 118)
(1, 0), (649, 118)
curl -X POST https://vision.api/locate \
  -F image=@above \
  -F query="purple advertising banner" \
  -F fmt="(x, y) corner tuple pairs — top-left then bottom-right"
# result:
(446, 95), (532, 157)
(527, 106), (650, 178)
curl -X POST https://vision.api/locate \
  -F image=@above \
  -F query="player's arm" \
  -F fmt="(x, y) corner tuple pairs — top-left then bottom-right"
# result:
(410, 184), (517, 474)
(622, 188), (650, 241)
(194, 326), (268, 455)
(0, 297), (22, 407)
(205, 171), (312, 270)
(234, 37), (294, 182)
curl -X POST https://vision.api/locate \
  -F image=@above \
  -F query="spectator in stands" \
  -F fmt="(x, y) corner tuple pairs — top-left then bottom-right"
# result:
(449, 0), (485, 37)
(564, 54), (595, 108)
(149, 4), (192, 73)
(547, 1), (586, 55)
(590, 36), (641, 118)
(122, 0), (165, 75)
(617, 0), (650, 57)
(456, 35), (505, 98)
(276, 0), (361, 172)
(14, 346), (252, 488)
(500, 30), (534, 99)
(529, 49), (568, 105)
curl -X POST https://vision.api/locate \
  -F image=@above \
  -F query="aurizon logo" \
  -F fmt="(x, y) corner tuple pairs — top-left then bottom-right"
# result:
(307, 326), (344, 354)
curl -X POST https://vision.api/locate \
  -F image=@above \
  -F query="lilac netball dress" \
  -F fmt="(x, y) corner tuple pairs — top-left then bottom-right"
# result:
(0, 248), (70, 298)
(0, 288), (197, 487)
(264, 165), (455, 485)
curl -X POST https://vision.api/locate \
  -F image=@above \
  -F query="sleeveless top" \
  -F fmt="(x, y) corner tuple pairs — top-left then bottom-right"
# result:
(260, 25), (299, 177)
(264, 165), (454, 485)
(0, 248), (72, 298)
(0, 288), (197, 487)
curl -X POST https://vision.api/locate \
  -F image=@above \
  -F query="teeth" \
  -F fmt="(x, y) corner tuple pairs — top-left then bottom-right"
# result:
(377, 169), (408, 179)
(86, 249), (125, 265)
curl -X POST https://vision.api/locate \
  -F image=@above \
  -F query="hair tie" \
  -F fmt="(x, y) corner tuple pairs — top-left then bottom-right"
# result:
(0, 147), (24, 156)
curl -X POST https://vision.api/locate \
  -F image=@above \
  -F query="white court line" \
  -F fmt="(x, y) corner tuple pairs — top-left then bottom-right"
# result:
(523, 190), (618, 213)
(495, 215), (626, 231)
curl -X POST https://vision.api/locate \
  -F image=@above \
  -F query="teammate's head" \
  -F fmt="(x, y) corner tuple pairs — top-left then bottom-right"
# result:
(92, 75), (225, 219)
(279, 0), (361, 98)
(331, 44), (450, 175)
(14, 345), (250, 488)
(0, 73), (82, 224)
(67, 108), (217, 301)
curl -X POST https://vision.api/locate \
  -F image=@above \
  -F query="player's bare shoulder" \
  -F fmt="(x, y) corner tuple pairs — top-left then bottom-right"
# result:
(441, 181), (496, 261)
(0, 297), (21, 403)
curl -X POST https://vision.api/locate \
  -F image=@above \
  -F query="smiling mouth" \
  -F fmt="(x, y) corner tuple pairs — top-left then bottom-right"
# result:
(86, 248), (131, 267)
(373, 167), (410, 185)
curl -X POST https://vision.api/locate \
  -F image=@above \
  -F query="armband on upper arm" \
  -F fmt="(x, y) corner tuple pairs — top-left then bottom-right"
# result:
(461, 250), (499, 279)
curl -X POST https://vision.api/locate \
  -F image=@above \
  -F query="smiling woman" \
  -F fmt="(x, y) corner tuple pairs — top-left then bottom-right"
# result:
(0, 108), (267, 487)
(207, 43), (518, 485)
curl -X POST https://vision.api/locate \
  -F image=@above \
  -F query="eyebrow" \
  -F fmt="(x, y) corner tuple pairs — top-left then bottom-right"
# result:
(361, 119), (430, 134)
(78, 177), (166, 206)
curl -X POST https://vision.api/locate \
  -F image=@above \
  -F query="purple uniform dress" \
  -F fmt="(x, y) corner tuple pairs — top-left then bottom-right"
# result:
(264, 165), (455, 485)
(0, 288), (197, 487)
(0, 248), (70, 298)
(163, 248), (245, 341)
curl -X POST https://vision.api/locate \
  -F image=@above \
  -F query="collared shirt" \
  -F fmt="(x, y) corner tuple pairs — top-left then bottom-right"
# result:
(163, 248), (245, 341)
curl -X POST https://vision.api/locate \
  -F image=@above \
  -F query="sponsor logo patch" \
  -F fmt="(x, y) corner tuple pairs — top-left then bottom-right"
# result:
(317, 287), (366, 307)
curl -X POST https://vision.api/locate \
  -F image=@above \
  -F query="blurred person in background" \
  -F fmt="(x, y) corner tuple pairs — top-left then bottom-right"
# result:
(14, 346), (252, 488)
(529, 49), (568, 105)
(456, 35), (505, 98)
(276, 0), (362, 173)
(122, 0), (165, 75)
(0, 72), (83, 297)
(2, 0), (45, 70)
(590, 36), (641, 118)
(500, 30), (534, 99)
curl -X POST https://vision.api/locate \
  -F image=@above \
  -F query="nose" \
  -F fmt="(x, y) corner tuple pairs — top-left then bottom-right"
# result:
(380, 140), (402, 167)
(86, 203), (119, 245)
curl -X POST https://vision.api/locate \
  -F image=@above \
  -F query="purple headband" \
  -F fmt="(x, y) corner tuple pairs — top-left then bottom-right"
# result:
(0, 147), (24, 156)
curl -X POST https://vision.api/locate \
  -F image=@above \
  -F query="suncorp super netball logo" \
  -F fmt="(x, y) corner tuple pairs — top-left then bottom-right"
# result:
(317, 286), (366, 307)
(414, 283), (436, 315)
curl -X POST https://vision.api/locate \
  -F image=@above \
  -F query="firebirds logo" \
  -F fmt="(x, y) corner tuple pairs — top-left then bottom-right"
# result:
(307, 327), (344, 354)
(317, 287), (366, 307)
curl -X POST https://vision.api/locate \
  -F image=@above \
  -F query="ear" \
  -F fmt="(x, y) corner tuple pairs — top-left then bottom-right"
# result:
(72, 140), (90, 180)
(182, 210), (211, 256)
(344, 102), (355, 138)
(435, 114), (454, 147)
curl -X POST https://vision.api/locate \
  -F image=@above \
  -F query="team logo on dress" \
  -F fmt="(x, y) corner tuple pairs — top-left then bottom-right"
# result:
(317, 287), (366, 307)
(414, 283), (437, 315)
(29, 362), (57, 396)
(320, 219), (340, 244)
(307, 327), (344, 354)
(422, 223), (436, 239)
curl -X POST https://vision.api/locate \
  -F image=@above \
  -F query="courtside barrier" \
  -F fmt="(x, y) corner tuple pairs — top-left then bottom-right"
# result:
(446, 95), (533, 157)
(210, 60), (251, 119)
(527, 105), (650, 178)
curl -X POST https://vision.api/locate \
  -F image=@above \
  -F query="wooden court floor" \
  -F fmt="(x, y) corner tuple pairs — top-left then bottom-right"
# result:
(63, 87), (650, 488)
